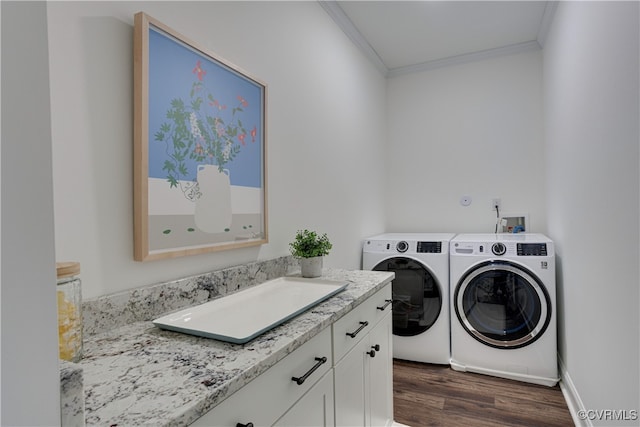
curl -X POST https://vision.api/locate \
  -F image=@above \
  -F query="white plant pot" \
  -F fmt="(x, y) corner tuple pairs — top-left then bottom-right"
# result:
(300, 256), (323, 278)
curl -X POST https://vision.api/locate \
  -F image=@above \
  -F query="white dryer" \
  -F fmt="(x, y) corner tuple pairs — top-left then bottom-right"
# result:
(363, 233), (455, 364)
(449, 233), (558, 386)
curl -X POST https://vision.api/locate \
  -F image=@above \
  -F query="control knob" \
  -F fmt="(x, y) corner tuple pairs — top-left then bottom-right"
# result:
(492, 242), (507, 256)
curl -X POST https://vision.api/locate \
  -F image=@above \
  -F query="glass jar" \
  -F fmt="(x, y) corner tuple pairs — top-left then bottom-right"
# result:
(56, 262), (83, 362)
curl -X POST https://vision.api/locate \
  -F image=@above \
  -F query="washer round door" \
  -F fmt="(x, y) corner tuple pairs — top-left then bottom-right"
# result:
(454, 260), (551, 349)
(373, 258), (442, 337)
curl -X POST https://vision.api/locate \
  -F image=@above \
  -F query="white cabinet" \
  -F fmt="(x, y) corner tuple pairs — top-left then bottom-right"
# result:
(191, 283), (393, 427)
(332, 284), (393, 427)
(367, 314), (393, 427)
(192, 327), (332, 427)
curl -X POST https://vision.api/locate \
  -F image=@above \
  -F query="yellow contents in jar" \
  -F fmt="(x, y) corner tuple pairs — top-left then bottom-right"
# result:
(57, 290), (82, 361)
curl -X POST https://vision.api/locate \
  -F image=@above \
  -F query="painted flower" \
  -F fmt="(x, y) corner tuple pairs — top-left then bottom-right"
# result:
(238, 133), (246, 146)
(250, 126), (257, 143)
(189, 112), (203, 141)
(237, 95), (248, 108)
(192, 60), (206, 81)
(222, 141), (232, 161)
(209, 99), (227, 111)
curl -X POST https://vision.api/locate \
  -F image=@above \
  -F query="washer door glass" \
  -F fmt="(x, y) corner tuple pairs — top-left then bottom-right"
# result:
(455, 260), (551, 349)
(373, 258), (441, 337)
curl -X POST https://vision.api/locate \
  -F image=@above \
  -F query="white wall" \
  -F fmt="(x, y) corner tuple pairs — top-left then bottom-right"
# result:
(1, 2), (61, 425)
(544, 2), (639, 425)
(386, 50), (545, 234)
(47, 1), (387, 298)
(8, 1), (638, 424)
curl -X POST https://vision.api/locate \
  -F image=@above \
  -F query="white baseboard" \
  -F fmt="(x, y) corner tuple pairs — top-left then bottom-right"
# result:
(559, 355), (591, 427)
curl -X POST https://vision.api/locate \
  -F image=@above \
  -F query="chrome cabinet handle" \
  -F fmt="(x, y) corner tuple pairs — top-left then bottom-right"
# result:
(377, 299), (392, 311)
(291, 357), (327, 385)
(346, 321), (369, 338)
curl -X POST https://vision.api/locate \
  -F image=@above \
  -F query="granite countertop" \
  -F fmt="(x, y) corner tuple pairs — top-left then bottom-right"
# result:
(80, 269), (394, 426)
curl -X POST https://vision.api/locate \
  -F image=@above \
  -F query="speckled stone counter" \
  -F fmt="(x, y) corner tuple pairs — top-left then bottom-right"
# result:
(79, 266), (393, 426)
(60, 256), (297, 424)
(60, 360), (85, 426)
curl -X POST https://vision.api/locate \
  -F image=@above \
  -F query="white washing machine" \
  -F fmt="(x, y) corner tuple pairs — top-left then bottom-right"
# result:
(363, 233), (456, 364)
(449, 233), (558, 386)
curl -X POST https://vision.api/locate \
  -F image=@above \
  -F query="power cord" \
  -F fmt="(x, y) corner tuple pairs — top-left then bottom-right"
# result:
(494, 204), (500, 233)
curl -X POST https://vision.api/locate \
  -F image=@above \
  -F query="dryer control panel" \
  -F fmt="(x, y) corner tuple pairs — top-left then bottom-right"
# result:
(417, 241), (442, 253)
(364, 240), (444, 254)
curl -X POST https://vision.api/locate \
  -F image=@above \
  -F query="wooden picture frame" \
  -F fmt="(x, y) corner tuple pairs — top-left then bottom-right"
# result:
(134, 12), (268, 261)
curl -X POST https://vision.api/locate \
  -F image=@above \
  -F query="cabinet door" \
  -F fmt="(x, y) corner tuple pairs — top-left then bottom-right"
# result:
(192, 328), (332, 427)
(367, 313), (393, 427)
(334, 337), (368, 426)
(275, 370), (335, 427)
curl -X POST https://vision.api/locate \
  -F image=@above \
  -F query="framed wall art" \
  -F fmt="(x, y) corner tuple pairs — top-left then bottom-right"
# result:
(134, 12), (268, 261)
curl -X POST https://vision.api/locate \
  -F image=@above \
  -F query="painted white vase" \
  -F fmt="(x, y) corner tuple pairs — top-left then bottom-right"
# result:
(300, 256), (323, 278)
(194, 165), (232, 233)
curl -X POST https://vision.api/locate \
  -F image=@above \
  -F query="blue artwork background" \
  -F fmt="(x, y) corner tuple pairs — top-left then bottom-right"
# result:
(148, 27), (263, 188)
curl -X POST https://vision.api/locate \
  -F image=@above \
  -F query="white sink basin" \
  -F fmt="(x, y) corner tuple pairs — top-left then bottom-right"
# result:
(153, 277), (348, 344)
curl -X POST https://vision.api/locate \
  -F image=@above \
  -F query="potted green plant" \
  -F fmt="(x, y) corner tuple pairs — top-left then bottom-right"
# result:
(289, 229), (332, 278)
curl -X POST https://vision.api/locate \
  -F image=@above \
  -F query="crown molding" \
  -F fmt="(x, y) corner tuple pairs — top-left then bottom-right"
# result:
(319, 1), (389, 76)
(537, 1), (559, 48)
(319, 0), (559, 79)
(387, 40), (541, 78)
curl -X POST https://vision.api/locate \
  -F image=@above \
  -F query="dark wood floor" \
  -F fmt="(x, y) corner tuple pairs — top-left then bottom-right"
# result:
(393, 359), (574, 427)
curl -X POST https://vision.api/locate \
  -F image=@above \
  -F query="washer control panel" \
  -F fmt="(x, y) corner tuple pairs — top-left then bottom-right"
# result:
(453, 241), (549, 257)
(517, 243), (548, 256)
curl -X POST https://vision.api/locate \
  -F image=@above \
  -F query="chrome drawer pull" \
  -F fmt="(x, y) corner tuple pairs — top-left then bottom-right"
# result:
(346, 321), (369, 338)
(291, 357), (327, 385)
(377, 299), (392, 311)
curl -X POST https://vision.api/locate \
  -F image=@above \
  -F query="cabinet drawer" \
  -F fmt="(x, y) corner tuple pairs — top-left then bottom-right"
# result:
(192, 327), (332, 426)
(332, 283), (392, 363)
